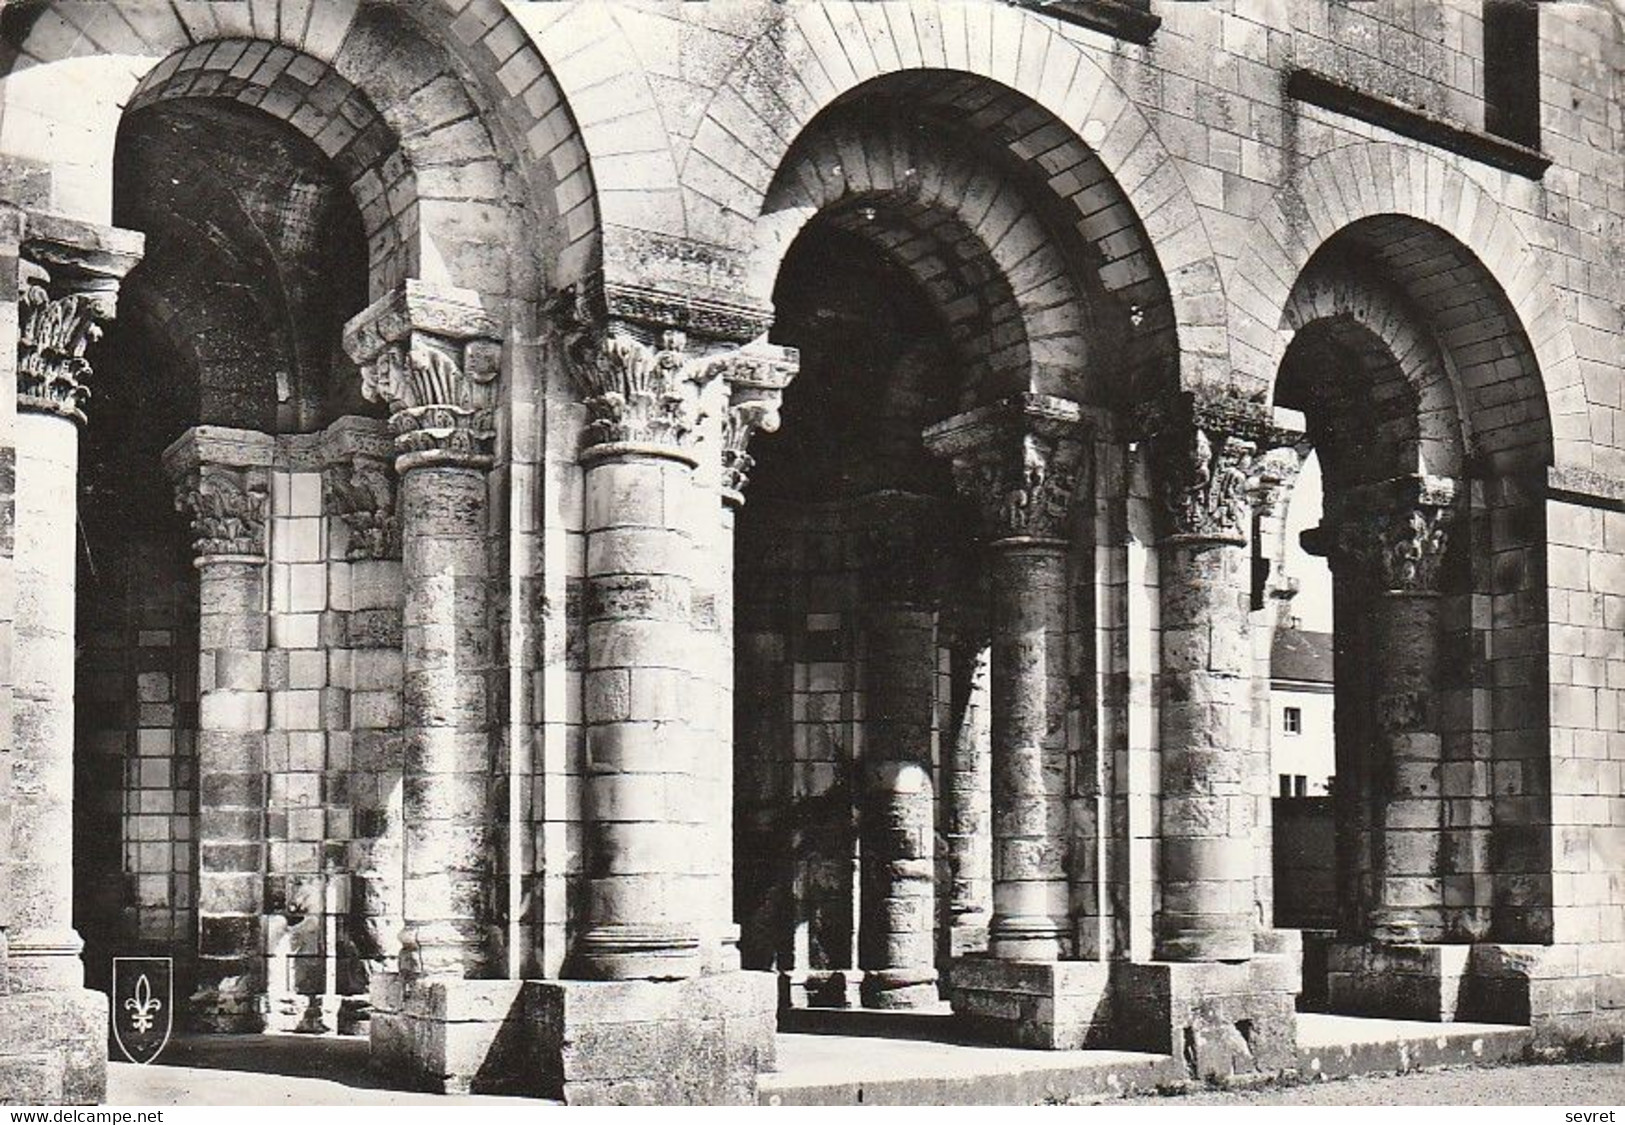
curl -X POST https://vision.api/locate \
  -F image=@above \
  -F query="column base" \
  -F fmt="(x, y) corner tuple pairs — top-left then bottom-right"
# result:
(0, 988), (107, 1104)
(1327, 941), (1471, 1021)
(945, 957), (1113, 1049)
(1112, 959), (1299, 1081)
(779, 969), (863, 1009)
(947, 915), (990, 958)
(527, 971), (777, 1105)
(265, 992), (349, 1035)
(859, 967), (940, 1010)
(369, 974), (533, 1095)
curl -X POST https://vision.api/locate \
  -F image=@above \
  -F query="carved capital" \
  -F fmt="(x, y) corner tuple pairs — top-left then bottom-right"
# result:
(1324, 476), (1459, 593)
(923, 394), (1090, 542)
(173, 465), (269, 562)
(343, 281), (504, 472)
(714, 337), (799, 501)
(15, 258), (117, 424)
(162, 427), (275, 564)
(1139, 391), (1304, 545)
(321, 417), (399, 561)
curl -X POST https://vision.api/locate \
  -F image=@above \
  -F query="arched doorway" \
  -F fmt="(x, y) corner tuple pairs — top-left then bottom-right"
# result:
(1269, 215), (1553, 1020)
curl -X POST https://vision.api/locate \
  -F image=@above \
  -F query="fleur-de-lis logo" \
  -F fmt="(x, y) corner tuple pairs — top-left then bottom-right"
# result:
(112, 957), (173, 1065)
(124, 973), (162, 1032)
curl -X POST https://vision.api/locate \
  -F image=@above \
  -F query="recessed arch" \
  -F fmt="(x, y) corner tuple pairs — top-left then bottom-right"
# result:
(1232, 142), (1569, 474)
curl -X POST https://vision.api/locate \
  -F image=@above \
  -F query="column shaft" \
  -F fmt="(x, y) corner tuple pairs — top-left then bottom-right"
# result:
(577, 449), (701, 980)
(8, 412), (82, 991)
(1370, 591), (1444, 942)
(398, 466), (493, 977)
(1156, 537), (1256, 962)
(192, 559), (270, 1027)
(859, 603), (938, 1006)
(944, 646), (993, 953)
(987, 541), (1071, 962)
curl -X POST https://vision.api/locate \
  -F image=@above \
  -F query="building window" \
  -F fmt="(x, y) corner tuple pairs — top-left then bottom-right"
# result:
(1282, 706), (1302, 736)
(1484, 0), (1541, 148)
(1294, 775), (1308, 798)
(1279, 774), (1293, 798)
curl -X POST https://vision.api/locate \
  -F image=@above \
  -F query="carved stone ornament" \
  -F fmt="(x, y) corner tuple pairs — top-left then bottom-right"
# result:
(715, 337), (799, 499)
(324, 457), (400, 560)
(343, 281), (504, 472)
(1329, 477), (1458, 594)
(174, 465), (269, 561)
(923, 393), (1090, 542)
(552, 280), (801, 469)
(16, 258), (115, 424)
(1138, 390), (1304, 545)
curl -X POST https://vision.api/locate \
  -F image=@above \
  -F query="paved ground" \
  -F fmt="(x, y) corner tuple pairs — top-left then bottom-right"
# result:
(1115, 1062), (1625, 1106)
(107, 1026), (1624, 1107)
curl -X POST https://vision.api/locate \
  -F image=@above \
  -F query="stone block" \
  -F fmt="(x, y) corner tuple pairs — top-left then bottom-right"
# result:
(1108, 960), (1298, 1079)
(525, 972), (776, 1104)
(945, 957), (1112, 1049)
(367, 974), (533, 1096)
(1327, 940), (1472, 1021)
(0, 988), (107, 1104)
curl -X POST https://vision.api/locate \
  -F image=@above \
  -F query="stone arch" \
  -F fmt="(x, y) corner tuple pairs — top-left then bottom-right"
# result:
(1281, 269), (1466, 485)
(761, 112), (1090, 406)
(0, 0), (601, 292)
(672, 4), (1214, 393)
(1232, 142), (1571, 473)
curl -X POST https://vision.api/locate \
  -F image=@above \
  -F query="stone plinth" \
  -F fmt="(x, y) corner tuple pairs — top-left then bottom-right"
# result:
(1111, 959), (1299, 1081)
(1327, 940), (1471, 1021)
(945, 958), (1112, 1049)
(527, 971), (778, 1105)
(0, 989), (107, 1104)
(369, 974), (533, 1096)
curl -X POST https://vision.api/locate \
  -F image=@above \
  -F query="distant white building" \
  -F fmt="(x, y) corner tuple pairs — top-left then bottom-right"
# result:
(1271, 629), (1335, 797)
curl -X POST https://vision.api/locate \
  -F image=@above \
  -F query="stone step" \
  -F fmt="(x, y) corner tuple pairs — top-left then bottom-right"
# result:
(759, 1013), (1538, 1105)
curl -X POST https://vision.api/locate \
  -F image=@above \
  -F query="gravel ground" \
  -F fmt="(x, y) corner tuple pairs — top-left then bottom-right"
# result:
(1116, 1062), (1625, 1106)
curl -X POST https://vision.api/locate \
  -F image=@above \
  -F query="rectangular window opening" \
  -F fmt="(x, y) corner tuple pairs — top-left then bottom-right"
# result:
(1484, 0), (1541, 149)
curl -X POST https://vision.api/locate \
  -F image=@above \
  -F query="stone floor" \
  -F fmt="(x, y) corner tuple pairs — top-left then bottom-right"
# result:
(104, 1013), (1563, 1107)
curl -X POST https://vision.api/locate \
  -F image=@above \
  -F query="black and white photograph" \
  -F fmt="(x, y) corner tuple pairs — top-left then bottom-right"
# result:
(0, 0), (1620, 1111)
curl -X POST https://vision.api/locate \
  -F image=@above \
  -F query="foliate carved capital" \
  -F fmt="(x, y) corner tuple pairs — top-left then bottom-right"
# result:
(162, 427), (274, 564)
(1138, 391), (1304, 545)
(320, 418), (399, 561)
(715, 337), (799, 501)
(15, 258), (116, 424)
(923, 393), (1090, 542)
(173, 465), (270, 562)
(1324, 476), (1459, 593)
(342, 281), (504, 472)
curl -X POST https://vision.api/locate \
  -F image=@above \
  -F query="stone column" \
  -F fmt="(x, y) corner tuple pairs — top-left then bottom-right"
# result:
(342, 281), (514, 1094)
(1143, 396), (1305, 964)
(925, 394), (1104, 1049)
(1322, 477), (1464, 1019)
(165, 428), (275, 1031)
(855, 500), (940, 1009)
(7, 216), (139, 1102)
(943, 640), (993, 957)
(343, 282), (502, 981)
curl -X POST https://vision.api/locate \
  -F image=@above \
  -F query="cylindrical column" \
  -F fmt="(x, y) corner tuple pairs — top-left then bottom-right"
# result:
(944, 644), (992, 954)
(397, 465), (493, 977)
(987, 539), (1072, 961)
(1370, 590), (1444, 942)
(858, 602), (938, 1006)
(165, 430), (275, 1031)
(9, 409), (83, 991)
(577, 446), (702, 980)
(1156, 533), (1256, 962)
